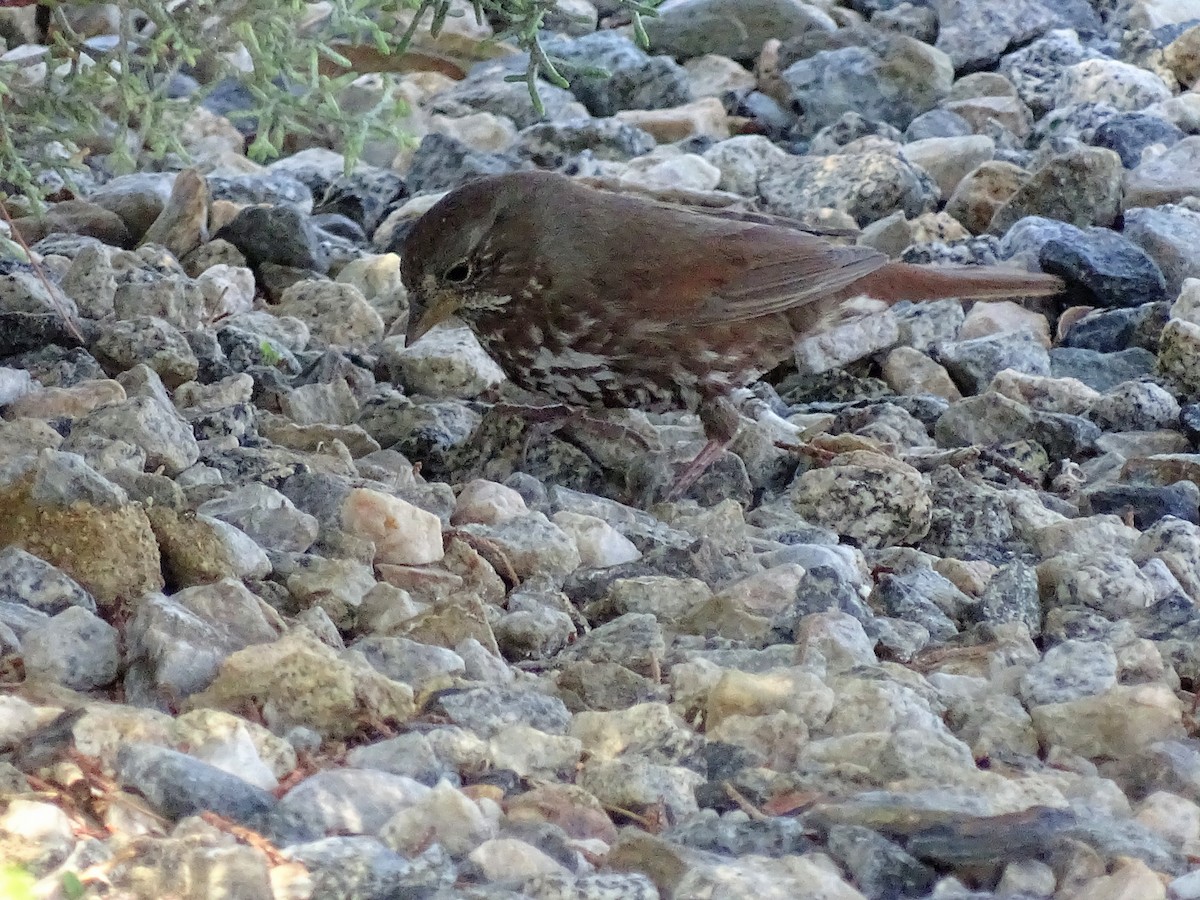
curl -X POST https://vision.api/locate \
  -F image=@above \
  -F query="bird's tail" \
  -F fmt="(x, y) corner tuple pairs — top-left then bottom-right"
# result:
(852, 262), (1064, 303)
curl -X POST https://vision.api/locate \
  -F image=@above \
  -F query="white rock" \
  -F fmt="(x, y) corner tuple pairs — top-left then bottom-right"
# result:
(795, 611), (878, 673)
(467, 837), (571, 881)
(387, 324), (505, 399)
(342, 488), (444, 565)
(451, 479), (528, 526)
(200, 515), (272, 579)
(381, 779), (499, 857)
(196, 264), (256, 317)
(1135, 790), (1200, 849)
(551, 511), (641, 568)
(794, 308), (900, 374)
(1170, 278), (1200, 325)
(488, 725), (583, 778)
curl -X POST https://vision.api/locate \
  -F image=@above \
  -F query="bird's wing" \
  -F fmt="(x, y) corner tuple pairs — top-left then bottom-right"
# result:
(690, 230), (887, 325)
(601, 212), (888, 326)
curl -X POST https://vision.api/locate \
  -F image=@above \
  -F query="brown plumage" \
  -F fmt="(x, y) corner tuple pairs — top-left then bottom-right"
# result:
(401, 170), (1063, 492)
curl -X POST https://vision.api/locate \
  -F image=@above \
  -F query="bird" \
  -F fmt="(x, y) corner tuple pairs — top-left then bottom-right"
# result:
(400, 170), (1063, 495)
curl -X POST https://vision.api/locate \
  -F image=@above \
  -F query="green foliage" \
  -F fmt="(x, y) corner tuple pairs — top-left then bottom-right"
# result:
(258, 337), (284, 366)
(0, 863), (36, 900)
(0, 0), (659, 204)
(61, 870), (86, 899)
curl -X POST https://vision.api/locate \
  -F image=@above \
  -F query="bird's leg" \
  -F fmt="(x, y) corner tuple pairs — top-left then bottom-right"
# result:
(667, 389), (818, 499)
(667, 437), (733, 499)
(667, 395), (742, 500)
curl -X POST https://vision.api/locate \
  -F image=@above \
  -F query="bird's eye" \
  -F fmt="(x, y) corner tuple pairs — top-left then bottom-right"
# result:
(444, 260), (472, 283)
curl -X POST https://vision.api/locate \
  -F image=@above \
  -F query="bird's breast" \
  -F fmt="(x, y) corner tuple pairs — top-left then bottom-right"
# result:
(470, 310), (794, 414)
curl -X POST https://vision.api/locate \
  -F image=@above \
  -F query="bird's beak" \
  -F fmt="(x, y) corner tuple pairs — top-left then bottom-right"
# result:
(407, 294), (462, 346)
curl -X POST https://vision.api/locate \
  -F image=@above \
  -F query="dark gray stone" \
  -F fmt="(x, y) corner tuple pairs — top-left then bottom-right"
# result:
(1039, 227), (1168, 308)
(116, 743), (276, 825)
(1048, 347), (1157, 392)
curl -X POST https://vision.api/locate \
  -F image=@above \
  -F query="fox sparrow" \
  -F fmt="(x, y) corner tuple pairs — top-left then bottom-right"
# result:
(400, 171), (1063, 492)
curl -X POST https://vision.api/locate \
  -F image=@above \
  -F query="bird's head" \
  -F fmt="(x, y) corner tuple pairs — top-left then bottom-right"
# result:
(400, 171), (568, 344)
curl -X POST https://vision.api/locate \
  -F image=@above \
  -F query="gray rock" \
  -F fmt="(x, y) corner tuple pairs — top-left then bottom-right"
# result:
(197, 483), (319, 553)
(905, 108), (973, 140)
(645, 0), (834, 60)
(556, 613), (666, 678)
(997, 215), (1088, 271)
(892, 299), (966, 351)
(825, 824), (936, 899)
(358, 394), (481, 465)
(285, 836), (451, 900)
(125, 580), (280, 700)
(1054, 58), (1173, 112)
(345, 732), (456, 785)
(66, 395), (200, 475)
(1125, 136), (1200, 210)
(1159, 319), (1200, 401)
(937, 331), (1051, 396)
(1085, 483), (1200, 530)
(1089, 381), (1180, 432)
(789, 455), (931, 550)
(267, 769), (431, 843)
(214, 204), (330, 273)
(1049, 347), (1156, 392)
(809, 111), (904, 155)
(936, 391), (1100, 459)
(514, 118), (657, 169)
(403, 133), (529, 196)
(870, 573), (958, 641)
(920, 466), (1014, 558)
(494, 605), (576, 662)
(1039, 227), (1168, 309)
(116, 742), (277, 825)
(782, 37), (953, 136)
(91, 315), (200, 388)
(1091, 112), (1185, 169)
(1123, 205), (1200, 296)
(578, 756), (702, 821)
(0, 547), (98, 615)
(989, 146), (1123, 233)
(540, 32), (693, 118)
(26, 448), (129, 508)
(999, 29), (1098, 116)
(758, 150), (939, 226)
(524, 872), (662, 899)
(430, 686), (572, 738)
(112, 277), (207, 330)
(274, 280), (385, 349)
(22, 606), (120, 689)
(934, 0), (1055, 72)
(0, 366), (33, 406)
(208, 173), (314, 212)
(1061, 303), (1168, 354)
(353, 636), (466, 689)
(457, 513), (582, 578)
(1040, 551), (1156, 618)
(1019, 640), (1117, 706)
(382, 325), (504, 400)
(426, 64), (587, 129)
(975, 560), (1041, 635)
